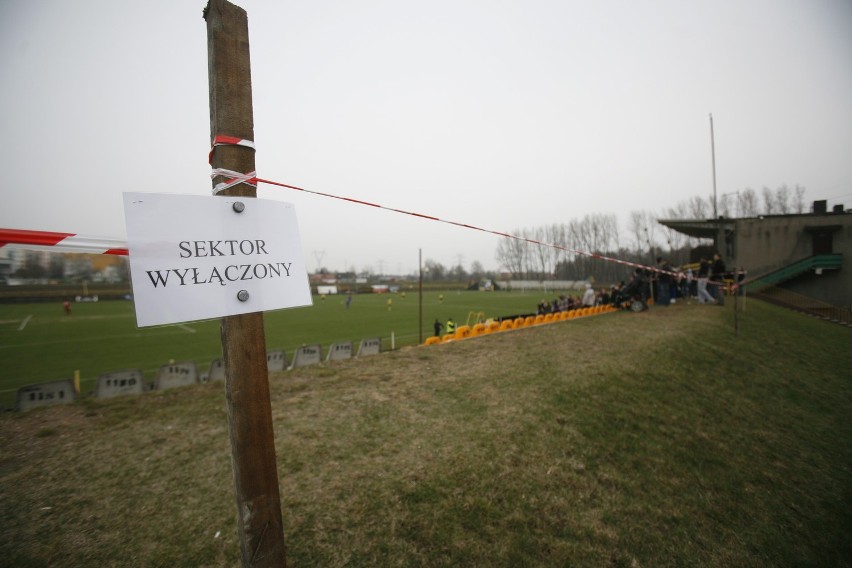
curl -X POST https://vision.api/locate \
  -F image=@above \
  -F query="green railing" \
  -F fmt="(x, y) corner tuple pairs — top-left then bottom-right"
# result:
(743, 254), (842, 293)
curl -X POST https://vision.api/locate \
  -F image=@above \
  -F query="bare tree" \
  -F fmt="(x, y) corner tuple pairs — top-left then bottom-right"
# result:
(626, 209), (663, 261)
(602, 214), (619, 253)
(793, 184), (807, 213)
(448, 262), (468, 282)
(495, 230), (528, 278)
(628, 210), (646, 254)
(739, 188), (759, 217)
(530, 226), (554, 279)
(644, 210), (662, 261)
(549, 223), (570, 272)
(687, 196), (710, 219)
(775, 185), (791, 214)
(661, 206), (688, 253)
(761, 187), (775, 214)
(718, 193), (733, 218)
(422, 259), (445, 281)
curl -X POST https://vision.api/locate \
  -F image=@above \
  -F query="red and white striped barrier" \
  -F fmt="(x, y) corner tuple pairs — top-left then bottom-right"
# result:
(208, 134), (255, 165)
(254, 176), (674, 277)
(2, 176), (718, 285)
(0, 228), (128, 255)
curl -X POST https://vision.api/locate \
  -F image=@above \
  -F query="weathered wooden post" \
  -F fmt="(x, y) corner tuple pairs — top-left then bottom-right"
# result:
(204, 1), (288, 565)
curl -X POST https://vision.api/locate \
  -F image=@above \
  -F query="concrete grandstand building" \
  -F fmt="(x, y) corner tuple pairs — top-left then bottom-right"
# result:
(660, 200), (851, 312)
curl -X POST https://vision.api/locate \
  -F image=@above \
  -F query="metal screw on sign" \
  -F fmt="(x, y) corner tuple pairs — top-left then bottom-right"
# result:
(237, 290), (250, 302)
(232, 201), (245, 213)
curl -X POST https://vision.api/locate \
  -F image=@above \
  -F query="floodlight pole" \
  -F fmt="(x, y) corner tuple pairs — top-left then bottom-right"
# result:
(709, 113), (727, 264)
(710, 113), (718, 220)
(205, 1), (287, 566)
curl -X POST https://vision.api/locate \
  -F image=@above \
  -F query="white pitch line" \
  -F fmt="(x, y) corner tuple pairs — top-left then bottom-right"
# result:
(18, 315), (32, 331)
(177, 324), (196, 333)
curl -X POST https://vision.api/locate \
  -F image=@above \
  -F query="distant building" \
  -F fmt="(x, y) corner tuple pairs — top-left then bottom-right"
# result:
(660, 200), (851, 308)
(0, 249), (11, 283)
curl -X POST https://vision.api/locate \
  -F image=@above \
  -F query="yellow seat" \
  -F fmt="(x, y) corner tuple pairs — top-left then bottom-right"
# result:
(499, 320), (514, 331)
(488, 321), (501, 333)
(423, 336), (442, 346)
(543, 313), (554, 323)
(455, 325), (471, 339)
(471, 323), (487, 336)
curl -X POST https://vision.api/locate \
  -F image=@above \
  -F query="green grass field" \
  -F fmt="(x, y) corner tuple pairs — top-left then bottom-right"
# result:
(1, 299), (850, 566)
(0, 290), (545, 407)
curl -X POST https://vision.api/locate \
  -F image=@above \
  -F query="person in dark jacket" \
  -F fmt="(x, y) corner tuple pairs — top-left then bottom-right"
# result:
(655, 257), (672, 306)
(711, 252), (727, 306)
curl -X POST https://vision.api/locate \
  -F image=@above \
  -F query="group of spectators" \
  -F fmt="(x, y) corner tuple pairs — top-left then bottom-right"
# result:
(654, 252), (738, 306)
(535, 283), (614, 315)
(532, 252), (743, 313)
(636, 252), (745, 306)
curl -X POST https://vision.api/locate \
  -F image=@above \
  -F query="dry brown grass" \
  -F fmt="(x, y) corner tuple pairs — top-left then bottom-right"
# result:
(2, 303), (851, 566)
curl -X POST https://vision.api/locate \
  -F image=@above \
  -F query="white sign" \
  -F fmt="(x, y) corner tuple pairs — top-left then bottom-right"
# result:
(123, 192), (312, 327)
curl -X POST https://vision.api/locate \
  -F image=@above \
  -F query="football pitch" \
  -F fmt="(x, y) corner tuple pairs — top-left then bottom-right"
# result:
(0, 289), (548, 408)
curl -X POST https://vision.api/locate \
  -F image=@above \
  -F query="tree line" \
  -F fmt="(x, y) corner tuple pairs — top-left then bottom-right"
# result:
(254, 183), (811, 285)
(494, 184), (808, 283)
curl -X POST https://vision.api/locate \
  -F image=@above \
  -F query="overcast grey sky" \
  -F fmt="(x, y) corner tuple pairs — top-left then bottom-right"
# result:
(1, 0), (850, 275)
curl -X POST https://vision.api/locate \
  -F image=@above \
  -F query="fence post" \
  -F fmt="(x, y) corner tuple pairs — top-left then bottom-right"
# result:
(204, 1), (288, 565)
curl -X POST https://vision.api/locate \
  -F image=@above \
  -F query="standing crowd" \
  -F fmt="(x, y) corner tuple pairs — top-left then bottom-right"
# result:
(530, 251), (742, 314)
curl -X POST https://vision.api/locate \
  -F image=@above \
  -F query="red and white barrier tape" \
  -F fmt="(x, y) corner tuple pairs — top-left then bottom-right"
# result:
(210, 168), (257, 195)
(204, 139), (666, 275)
(0, 228), (128, 255)
(254, 176), (672, 276)
(0, 169), (736, 286)
(254, 178), (757, 288)
(208, 135), (255, 165)
(209, 135), (257, 194)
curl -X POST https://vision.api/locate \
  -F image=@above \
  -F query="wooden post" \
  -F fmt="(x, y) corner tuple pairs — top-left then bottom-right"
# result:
(418, 248), (423, 344)
(204, 1), (287, 566)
